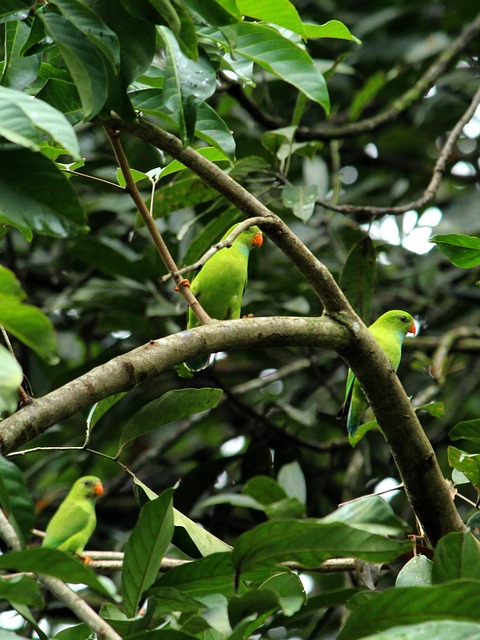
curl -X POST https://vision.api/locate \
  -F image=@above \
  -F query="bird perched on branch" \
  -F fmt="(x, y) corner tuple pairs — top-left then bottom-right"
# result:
(338, 310), (417, 436)
(42, 476), (104, 556)
(185, 223), (264, 372)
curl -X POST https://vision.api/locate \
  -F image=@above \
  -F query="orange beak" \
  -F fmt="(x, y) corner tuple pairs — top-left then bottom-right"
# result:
(252, 232), (263, 248)
(94, 482), (104, 496)
(408, 320), (417, 336)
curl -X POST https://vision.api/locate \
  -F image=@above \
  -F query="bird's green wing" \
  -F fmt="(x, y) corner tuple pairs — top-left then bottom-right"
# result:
(42, 498), (96, 553)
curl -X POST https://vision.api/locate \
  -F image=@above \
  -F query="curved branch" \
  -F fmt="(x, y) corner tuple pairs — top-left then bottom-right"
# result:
(0, 311), (466, 545)
(315, 83), (480, 215)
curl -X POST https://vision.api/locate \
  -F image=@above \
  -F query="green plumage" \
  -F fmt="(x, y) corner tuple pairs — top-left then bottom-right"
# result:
(340, 310), (416, 436)
(42, 476), (103, 555)
(186, 223), (263, 371)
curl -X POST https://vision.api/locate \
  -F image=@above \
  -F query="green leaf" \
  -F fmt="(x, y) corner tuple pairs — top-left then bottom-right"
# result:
(204, 23), (330, 113)
(158, 26), (216, 142)
(0, 86), (80, 158)
(51, 0), (121, 69)
(0, 299), (59, 364)
(118, 388), (223, 452)
(416, 401), (445, 417)
(337, 580), (480, 640)
(236, 0), (305, 35)
(149, 552), (235, 598)
(87, 393), (127, 431)
(281, 184), (318, 222)
(121, 489), (175, 617)
(228, 589), (280, 630)
(430, 234), (480, 269)
(450, 419), (480, 443)
(1, 20), (41, 91)
(321, 495), (409, 537)
(340, 236), (377, 322)
(0, 548), (110, 596)
(0, 574), (44, 608)
(243, 475), (288, 505)
(0, 456), (35, 546)
(0, 344), (23, 414)
(0, 147), (87, 240)
(0, 266), (25, 300)
(359, 620), (480, 640)
(183, 0), (239, 26)
(277, 461), (307, 505)
(396, 554), (433, 587)
(448, 446), (480, 489)
(173, 507), (232, 556)
(39, 8), (109, 119)
(259, 572), (306, 616)
(232, 520), (411, 574)
(432, 532), (480, 583)
(53, 623), (92, 640)
(304, 20), (361, 43)
(159, 147), (230, 179)
(193, 103), (236, 161)
(0, 0), (32, 24)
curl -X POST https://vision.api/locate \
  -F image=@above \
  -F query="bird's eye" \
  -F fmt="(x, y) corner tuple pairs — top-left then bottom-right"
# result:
(84, 480), (91, 486)
(400, 315), (407, 322)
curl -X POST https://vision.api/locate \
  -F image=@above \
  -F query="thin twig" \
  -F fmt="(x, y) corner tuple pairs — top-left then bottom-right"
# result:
(161, 216), (266, 281)
(60, 168), (125, 190)
(104, 127), (211, 325)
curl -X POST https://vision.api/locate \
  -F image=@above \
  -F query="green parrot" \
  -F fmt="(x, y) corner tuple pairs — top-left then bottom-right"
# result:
(338, 310), (417, 436)
(185, 223), (264, 371)
(42, 476), (104, 556)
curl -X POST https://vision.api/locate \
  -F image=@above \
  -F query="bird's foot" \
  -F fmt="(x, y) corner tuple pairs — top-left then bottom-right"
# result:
(242, 313), (254, 318)
(174, 278), (191, 292)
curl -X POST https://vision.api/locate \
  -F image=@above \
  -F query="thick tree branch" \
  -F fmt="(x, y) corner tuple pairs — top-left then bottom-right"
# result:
(0, 316), (347, 454)
(0, 311), (466, 545)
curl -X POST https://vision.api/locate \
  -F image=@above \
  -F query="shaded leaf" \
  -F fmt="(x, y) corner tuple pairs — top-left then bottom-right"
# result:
(0, 147), (87, 240)
(321, 495), (409, 537)
(448, 446), (480, 490)
(282, 184), (318, 222)
(0, 345), (23, 414)
(232, 520), (411, 574)
(340, 236), (377, 322)
(0, 548), (110, 596)
(432, 532), (480, 583)
(118, 388), (223, 452)
(121, 489), (174, 617)
(0, 574), (44, 608)
(450, 419), (480, 443)
(236, 0), (305, 35)
(338, 580), (480, 640)
(304, 20), (361, 43)
(0, 456), (35, 546)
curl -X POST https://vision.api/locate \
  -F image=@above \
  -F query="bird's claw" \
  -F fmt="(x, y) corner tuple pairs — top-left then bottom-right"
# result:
(174, 278), (191, 292)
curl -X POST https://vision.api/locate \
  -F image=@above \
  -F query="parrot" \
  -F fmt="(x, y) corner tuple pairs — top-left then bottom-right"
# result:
(42, 476), (104, 556)
(185, 223), (264, 371)
(338, 310), (417, 436)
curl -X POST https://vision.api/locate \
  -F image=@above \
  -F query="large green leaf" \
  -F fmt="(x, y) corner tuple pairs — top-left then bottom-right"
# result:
(0, 86), (79, 157)
(203, 22), (330, 112)
(236, 0), (305, 35)
(396, 554), (433, 587)
(118, 388), (223, 453)
(337, 580), (480, 640)
(304, 20), (361, 43)
(360, 621), (480, 640)
(232, 520), (411, 574)
(432, 532), (480, 583)
(158, 26), (216, 142)
(0, 147), (87, 240)
(121, 489), (175, 617)
(0, 456), (35, 546)
(38, 7), (109, 119)
(430, 234), (480, 269)
(1, 20), (42, 91)
(149, 552), (235, 598)
(0, 574), (44, 609)
(51, 0), (120, 68)
(0, 548), (110, 596)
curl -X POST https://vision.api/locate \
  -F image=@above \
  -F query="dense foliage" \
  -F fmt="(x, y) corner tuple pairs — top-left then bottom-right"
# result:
(0, 0), (479, 638)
